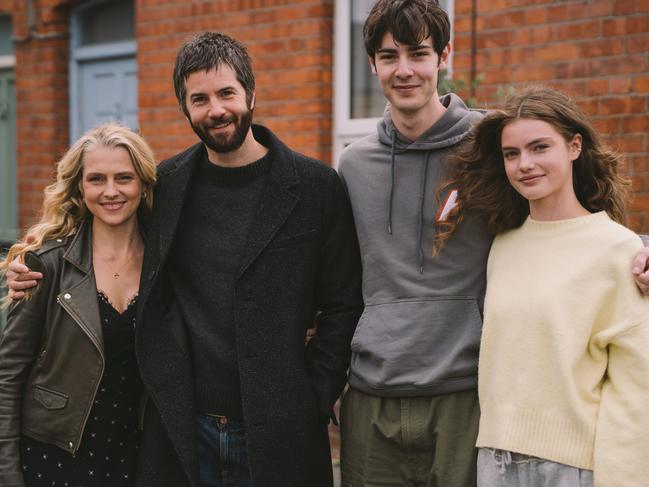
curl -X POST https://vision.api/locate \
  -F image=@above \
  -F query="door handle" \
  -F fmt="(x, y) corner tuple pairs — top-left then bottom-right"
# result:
(0, 100), (8, 120)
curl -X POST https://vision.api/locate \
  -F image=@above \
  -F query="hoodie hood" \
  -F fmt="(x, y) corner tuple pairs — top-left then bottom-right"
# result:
(378, 93), (482, 151)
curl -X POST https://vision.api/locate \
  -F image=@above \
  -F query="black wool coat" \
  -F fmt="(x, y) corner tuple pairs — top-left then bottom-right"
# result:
(134, 125), (363, 487)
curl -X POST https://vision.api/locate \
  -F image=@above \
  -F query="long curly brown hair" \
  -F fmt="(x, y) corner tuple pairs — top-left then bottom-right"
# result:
(434, 85), (630, 254)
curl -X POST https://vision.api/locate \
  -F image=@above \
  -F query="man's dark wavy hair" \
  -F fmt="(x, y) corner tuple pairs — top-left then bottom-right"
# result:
(173, 32), (255, 117)
(363, 0), (451, 58)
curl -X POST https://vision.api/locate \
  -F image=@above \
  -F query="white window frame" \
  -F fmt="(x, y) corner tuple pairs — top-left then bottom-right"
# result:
(332, 0), (454, 166)
(0, 55), (14, 68)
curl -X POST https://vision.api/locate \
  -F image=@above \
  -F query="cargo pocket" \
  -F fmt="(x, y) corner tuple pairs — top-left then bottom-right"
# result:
(34, 385), (68, 410)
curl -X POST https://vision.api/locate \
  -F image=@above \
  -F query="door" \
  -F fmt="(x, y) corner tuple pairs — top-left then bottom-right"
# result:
(79, 56), (138, 133)
(69, 0), (136, 141)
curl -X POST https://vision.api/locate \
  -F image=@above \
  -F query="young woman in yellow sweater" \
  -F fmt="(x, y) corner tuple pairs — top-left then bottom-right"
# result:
(436, 86), (649, 486)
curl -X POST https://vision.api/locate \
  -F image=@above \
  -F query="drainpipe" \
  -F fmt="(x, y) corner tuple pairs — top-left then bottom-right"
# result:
(470, 0), (477, 100)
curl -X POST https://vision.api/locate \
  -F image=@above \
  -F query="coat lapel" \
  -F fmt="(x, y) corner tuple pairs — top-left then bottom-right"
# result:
(157, 144), (205, 268)
(237, 126), (300, 278)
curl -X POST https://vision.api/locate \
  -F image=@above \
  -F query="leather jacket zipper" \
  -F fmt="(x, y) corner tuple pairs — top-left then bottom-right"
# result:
(58, 295), (105, 456)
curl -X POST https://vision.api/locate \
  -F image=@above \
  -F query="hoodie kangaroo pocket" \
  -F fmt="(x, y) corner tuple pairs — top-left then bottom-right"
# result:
(350, 297), (482, 392)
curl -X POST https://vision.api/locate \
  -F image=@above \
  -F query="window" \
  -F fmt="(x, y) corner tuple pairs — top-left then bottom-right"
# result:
(78, 0), (135, 47)
(333, 0), (454, 165)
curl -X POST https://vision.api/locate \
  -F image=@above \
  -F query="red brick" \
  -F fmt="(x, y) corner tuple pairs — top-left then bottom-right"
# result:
(578, 38), (625, 58)
(630, 195), (649, 212)
(483, 10), (526, 29)
(631, 175), (645, 192)
(578, 98), (599, 116)
(602, 18), (625, 36)
(628, 35), (649, 54)
(614, 0), (637, 14)
(477, 30), (514, 49)
(598, 96), (647, 115)
(551, 20), (601, 41)
(587, 79), (609, 96)
(592, 117), (622, 133)
(626, 16), (649, 34)
(454, 0), (473, 15)
(609, 77), (634, 94)
(636, 76), (649, 93)
(611, 134), (646, 153)
(534, 43), (580, 62)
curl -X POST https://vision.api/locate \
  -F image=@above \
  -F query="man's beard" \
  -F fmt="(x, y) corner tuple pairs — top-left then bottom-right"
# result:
(191, 107), (253, 154)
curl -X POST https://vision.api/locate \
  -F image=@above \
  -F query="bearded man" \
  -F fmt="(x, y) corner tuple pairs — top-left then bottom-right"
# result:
(131, 32), (362, 487)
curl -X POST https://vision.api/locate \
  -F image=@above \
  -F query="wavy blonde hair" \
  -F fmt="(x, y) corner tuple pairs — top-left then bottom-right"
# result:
(1, 124), (156, 275)
(434, 85), (630, 254)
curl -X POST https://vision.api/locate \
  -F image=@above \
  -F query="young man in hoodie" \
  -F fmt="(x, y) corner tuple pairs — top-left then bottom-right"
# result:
(337, 1), (489, 485)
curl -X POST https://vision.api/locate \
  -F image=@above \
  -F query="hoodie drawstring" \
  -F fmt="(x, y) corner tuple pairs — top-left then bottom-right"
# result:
(417, 152), (431, 274)
(387, 130), (396, 235)
(387, 129), (430, 274)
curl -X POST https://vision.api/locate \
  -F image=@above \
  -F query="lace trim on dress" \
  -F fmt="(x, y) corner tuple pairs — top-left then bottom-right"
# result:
(97, 289), (139, 315)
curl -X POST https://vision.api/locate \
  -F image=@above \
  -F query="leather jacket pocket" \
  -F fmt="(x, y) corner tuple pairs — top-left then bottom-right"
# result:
(33, 385), (69, 410)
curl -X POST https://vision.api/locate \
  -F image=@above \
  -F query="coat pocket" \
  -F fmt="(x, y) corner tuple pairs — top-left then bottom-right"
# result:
(33, 384), (69, 410)
(267, 229), (317, 249)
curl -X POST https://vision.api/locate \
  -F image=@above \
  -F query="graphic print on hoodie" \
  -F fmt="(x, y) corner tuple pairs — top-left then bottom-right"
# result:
(338, 93), (493, 397)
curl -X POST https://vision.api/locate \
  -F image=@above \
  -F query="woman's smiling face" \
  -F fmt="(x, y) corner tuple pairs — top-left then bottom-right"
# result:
(81, 145), (143, 229)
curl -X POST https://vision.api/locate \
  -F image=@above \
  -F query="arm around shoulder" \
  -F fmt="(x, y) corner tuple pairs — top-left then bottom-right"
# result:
(631, 238), (649, 296)
(0, 252), (54, 487)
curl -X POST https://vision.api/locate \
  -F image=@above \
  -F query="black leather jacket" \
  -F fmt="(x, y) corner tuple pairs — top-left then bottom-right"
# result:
(0, 220), (112, 487)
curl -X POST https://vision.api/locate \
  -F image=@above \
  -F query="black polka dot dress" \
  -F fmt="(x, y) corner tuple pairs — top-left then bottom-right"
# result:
(20, 291), (142, 487)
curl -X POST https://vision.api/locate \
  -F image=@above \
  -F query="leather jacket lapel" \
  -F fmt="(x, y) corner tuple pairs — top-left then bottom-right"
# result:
(58, 274), (104, 359)
(60, 219), (104, 356)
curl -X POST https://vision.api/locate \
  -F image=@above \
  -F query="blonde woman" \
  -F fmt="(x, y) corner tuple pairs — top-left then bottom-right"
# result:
(0, 124), (156, 487)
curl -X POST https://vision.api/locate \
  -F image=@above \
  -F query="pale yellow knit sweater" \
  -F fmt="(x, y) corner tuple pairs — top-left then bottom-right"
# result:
(477, 211), (649, 487)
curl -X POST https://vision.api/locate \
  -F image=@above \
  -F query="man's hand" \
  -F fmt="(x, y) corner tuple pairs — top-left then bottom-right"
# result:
(6, 259), (42, 300)
(632, 246), (649, 296)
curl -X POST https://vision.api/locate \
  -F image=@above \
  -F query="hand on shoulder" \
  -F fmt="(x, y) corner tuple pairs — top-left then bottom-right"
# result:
(632, 246), (649, 296)
(6, 259), (42, 300)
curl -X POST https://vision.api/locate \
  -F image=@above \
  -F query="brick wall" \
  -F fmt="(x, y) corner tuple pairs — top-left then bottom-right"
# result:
(453, 0), (649, 231)
(137, 0), (335, 162)
(7, 0), (335, 231)
(6, 0), (649, 230)
(1, 0), (71, 230)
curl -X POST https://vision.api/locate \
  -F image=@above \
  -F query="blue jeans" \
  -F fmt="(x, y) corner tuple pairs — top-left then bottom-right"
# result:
(197, 414), (252, 487)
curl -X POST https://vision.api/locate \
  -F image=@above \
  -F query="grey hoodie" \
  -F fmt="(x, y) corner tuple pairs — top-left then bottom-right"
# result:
(338, 93), (492, 396)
